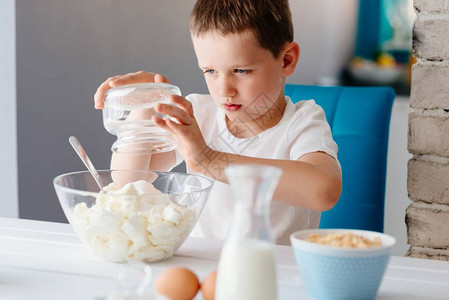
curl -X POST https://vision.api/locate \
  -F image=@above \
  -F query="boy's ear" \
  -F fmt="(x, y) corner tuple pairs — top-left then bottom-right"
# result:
(281, 42), (300, 77)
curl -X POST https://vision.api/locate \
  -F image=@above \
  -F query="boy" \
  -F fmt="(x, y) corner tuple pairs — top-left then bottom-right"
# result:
(94, 0), (342, 245)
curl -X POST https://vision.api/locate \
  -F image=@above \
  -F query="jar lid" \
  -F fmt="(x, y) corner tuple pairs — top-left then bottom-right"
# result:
(105, 83), (181, 110)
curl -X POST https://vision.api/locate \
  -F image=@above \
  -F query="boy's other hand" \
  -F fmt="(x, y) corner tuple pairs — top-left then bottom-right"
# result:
(94, 71), (170, 109)
(152, 94), (210, 171)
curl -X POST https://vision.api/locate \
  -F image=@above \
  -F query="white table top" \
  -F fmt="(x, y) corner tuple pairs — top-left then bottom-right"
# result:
(1, 217), (449, 299)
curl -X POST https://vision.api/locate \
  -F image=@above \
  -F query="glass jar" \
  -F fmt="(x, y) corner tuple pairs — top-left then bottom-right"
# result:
(215, 164), (282, 300)
(103, 83), (181, 154)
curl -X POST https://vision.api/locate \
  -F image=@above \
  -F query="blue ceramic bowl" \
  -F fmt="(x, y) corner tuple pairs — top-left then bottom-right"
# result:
(290, 229), (396, 300)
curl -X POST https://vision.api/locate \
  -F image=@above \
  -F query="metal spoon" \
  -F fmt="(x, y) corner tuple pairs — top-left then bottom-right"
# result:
(69, 136), (105, 190)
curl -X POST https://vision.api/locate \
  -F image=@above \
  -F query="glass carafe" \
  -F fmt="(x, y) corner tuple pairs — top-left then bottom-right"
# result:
(215, 164), (282, 300)
(103, 83), (181, 154)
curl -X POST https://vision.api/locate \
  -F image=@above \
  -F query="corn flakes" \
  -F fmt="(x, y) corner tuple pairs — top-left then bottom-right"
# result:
(306, 232), (382, 249)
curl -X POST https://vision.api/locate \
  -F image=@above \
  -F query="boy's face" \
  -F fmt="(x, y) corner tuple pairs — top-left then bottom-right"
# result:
(191, 30), (286, 127)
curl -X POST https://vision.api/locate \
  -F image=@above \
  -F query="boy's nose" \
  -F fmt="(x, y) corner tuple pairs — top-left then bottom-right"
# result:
(218, 76), (237, 97)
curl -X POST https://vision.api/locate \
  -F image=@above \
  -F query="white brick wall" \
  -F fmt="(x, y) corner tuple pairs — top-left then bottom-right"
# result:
(413, 18), (449, 60)
(406, 203), (449, 246)
(407, 1), (449, 260)
(410, 63), (449, 109)
(408, 112), (449, 156)
(414, 0), (449, 14)
(408, 158), (449, 205)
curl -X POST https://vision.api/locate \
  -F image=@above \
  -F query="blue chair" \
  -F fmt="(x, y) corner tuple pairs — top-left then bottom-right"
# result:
(285, 84), (395, 232)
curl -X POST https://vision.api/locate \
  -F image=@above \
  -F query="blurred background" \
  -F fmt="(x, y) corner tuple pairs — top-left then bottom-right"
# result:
(342, 0), (415, 95)
(1, 0), (414, 254)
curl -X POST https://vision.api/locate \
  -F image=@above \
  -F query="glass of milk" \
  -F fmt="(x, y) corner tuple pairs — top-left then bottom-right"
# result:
(103, 83), (181, 154)
(215, 164), (282, 300)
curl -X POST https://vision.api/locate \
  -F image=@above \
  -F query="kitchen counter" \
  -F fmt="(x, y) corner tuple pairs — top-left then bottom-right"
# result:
(1, 217), (448, 299)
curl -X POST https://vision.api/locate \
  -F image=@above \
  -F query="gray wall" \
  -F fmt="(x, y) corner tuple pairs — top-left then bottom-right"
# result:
(14, 0), (357, 222)
(0, 0), (18, 218)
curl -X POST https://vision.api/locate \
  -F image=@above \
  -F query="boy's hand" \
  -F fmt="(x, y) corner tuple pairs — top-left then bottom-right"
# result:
(153, 95), (212, 172)
(94, 71), (170, 109)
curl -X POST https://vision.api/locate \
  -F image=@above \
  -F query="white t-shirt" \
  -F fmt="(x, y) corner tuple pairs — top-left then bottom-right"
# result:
(183, 93), (339, 245)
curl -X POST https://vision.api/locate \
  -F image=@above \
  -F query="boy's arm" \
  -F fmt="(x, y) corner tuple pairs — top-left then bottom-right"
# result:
(190, 149), (341, 212)
(154, 95), (342, 212)
(111, 150), (177, 171)
(110, 150), (176, 187)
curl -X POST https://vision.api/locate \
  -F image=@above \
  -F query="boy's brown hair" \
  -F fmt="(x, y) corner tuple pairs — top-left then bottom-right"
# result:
(190, 0), (293, 58)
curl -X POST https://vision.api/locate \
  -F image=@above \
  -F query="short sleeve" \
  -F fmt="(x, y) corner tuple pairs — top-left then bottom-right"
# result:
(288, 100), (338, 161)
(185, 93), (217, 133)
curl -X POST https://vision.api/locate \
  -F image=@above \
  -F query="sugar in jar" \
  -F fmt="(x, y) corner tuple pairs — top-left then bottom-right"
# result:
(103, 83), (181, 154)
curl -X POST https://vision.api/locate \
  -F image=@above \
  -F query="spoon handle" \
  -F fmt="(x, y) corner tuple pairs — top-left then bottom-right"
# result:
(68, 136), (105, 190)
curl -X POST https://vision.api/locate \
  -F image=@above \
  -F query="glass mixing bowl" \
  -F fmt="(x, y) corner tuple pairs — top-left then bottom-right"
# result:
(54, 169), (213, 263)
(103, 83), (182, 154)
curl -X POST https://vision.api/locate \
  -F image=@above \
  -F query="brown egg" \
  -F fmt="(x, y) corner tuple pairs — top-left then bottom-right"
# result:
(155, 267), (200, 300)
(201, 270), (217, 300)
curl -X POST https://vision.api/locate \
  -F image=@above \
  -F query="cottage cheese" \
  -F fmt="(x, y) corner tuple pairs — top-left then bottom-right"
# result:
(71, 180), (196, 262)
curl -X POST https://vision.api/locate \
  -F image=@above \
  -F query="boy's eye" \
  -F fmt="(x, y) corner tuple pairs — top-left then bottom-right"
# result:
(203, 69), (216, 75)
(234, 69), (250, 74)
